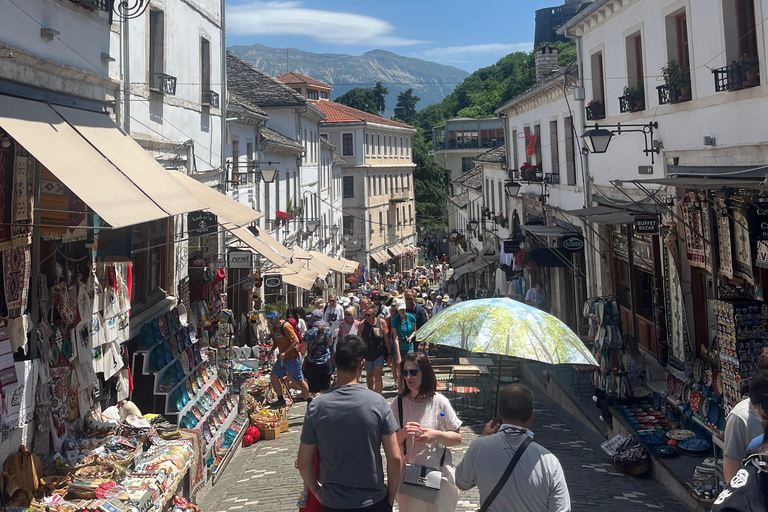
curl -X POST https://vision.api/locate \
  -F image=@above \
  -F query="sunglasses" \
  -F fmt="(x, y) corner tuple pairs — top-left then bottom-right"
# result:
(364, 313), (373, 317)
(403, 368), (422, 378)
(345, 313), (354, 317)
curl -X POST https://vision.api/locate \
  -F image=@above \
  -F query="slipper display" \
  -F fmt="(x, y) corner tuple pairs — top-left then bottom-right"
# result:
(152, 317), (162, 343)
(158, 315), (169, 340)
(140, 323), (155, 348)
(169, 337), (179, 359)
(165, 311), (176, 335)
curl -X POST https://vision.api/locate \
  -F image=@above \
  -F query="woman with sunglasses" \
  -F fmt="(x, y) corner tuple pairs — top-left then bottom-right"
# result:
(390, 352), (462, 511)
(338, 306), (360, 340)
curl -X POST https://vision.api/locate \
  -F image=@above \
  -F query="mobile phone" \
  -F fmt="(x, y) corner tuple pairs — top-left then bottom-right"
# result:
(493, 416), (502, 425)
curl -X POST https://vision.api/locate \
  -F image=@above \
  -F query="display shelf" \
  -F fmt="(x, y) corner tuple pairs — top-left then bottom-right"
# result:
(209, 409), (246, 485)
(188, 384), (230, 430)
(152, 343), (202, 394)
(204, 401), (239, 459)
(162, 358), (208, 404)
(170, 372), (219, 418)
(138, 326), (196, 376)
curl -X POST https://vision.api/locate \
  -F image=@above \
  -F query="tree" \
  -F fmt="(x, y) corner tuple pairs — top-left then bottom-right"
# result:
(334, 88), (379, 115)
(372, 81), (389, 115)
(411, 129), (450, 232)
(394, 89), (420, 125)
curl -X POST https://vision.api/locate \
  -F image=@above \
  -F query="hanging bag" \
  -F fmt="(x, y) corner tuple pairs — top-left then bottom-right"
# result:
(398, 397), (445, 492)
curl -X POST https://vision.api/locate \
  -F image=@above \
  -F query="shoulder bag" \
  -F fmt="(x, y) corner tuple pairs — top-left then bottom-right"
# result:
(476, 436), (532, 512)
(398, 396), (445, 491)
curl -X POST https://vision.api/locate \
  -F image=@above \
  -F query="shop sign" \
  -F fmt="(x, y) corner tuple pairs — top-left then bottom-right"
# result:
(264, 275), (283, 288)
(188, 211), (218, 236)
(228, 251), (252, 269)
(561, 234), (584, 252)
(504, 239), (520, 252)
(750, 200), (768, 241)
(634, 216), (659, 234)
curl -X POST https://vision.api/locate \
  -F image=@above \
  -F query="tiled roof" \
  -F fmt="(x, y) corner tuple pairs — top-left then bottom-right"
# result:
(453, 166), (483, 189)
(315, 101), (414, 130)
(475, 144), (506, 163)
(450, 191), (468, 208)
(229, 92), (268, 118)
(226, 52), (307, 108)
(452, 166), (480, 186)
(260, 127), (303, 152)
(332, 155), (347, 166)
(320, 137), (336, 149)
(275, 72), (332, 89)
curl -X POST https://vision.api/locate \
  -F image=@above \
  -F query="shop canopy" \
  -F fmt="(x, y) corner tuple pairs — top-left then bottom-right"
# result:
(52, 105), (204, 217)
(452, 257), (488, 279)
(168, 171), (262, 229)
(371, 251), (389, 264)
(228, 227), (288, 266)
(269, 260), (319, 290)
(246, 225), (293, 260)
(531, 247), (572, 268)
(341, 259), (359, 274)
(450, 250), (475, 268)
(396, 243), (408, 255)
(631, 176), (768, 190)
(292, 245), (313, 260)
(0, 95), (169, 229)
(309, 251), (347, 273)
(522, 225), (574, 238)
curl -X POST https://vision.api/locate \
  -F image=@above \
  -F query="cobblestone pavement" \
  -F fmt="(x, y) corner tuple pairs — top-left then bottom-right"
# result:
(200, 370), (690, 512)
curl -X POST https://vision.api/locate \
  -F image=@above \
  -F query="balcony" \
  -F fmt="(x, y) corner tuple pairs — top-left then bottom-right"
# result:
(656, 83), (692, 105)
(150, 72), (177, 95)
(433, 138), (505, 151)
(618, 90), (645, 113)
(713, 60), (760, 93)
(202, 90), (220, 108)
(585, 101), (605, 120)
(70, 0), (111, 11)
(389, 189), (409, 202)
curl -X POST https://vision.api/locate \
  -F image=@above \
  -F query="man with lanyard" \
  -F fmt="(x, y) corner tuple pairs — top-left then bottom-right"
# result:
(323, 295), (345, 376)
(360, 305), (390, 394)
(456, 384), (570, 511)
(404, 290), (429, 329)
(267, 311), (310, 407)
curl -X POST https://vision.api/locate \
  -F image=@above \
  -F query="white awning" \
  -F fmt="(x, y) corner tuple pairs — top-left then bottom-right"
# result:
(168, 171), (263, 228)
(0, 95), (168, 228)
(229, 227), (289, 266)
(309, 250), (347, 273)
(371, 251), (389, 264)
(452, 258), (489, 279)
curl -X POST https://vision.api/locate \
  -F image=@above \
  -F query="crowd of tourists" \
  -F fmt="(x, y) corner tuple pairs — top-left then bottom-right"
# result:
(256, 278), (570, 512)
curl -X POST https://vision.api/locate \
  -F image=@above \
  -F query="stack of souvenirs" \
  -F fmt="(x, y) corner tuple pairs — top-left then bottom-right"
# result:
(584, 297), (632, 400)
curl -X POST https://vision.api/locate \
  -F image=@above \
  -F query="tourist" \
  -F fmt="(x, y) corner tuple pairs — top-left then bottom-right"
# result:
(360, 305), (390, 394)
(302, 310), (333, 397)
(714, 369), (768, 511)
(455, 384), (570, 511)
(338, 306), (360, 339)
(297, 335), (402, 512)
(724, 347), (768, 480)
(267, 311), (310, 407)
(404, 290), (429, 329)
(525, 282), (546, 309)
(391, 299), (416, 385)
(391, 353), (462, 511)
(323, 295), (345, 376)
(357, 296), (370, 321)
(432, 296), (446, 316)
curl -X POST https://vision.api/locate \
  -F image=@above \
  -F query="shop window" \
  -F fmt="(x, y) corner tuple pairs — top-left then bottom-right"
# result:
(131, 219), (169, 308)
(564, 116), (576, 186)
(343, 176), (354, 198)
(549, 120), (559, 179)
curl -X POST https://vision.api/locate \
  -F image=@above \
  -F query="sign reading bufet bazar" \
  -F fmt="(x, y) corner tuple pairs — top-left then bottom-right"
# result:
(634, 216), (659, 234)
(188, 211), (217, 236)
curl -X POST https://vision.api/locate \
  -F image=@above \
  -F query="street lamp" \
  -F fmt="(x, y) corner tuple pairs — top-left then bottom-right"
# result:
(305, 220), (319, 234)
(580, 125), (614, 154)
(330, 225), (339, 238)
(468, 220), (479, 232)
(581, 122), (660, 163)
(260, 168), (279, 184)
(505, 180), (522, 197)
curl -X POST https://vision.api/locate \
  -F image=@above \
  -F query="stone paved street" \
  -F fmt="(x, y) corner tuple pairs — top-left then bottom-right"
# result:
(200, 370), (690, 512)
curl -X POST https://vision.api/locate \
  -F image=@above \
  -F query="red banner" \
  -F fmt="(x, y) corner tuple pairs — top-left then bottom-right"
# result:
(524, 128), (537, 157)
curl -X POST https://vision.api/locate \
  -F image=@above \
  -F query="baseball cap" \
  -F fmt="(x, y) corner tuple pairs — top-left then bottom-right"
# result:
(371, 291), (381, 300)
(436, 295), (442, 300)
(341, 297), (351, 307)
(266, 310), (280, 319)
(396, 299), (406, 311)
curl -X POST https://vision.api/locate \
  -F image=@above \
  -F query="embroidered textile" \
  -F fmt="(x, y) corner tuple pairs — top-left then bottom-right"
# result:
(3, 245), (30, 318)
(0, 145), (13, 246)
(0, 324), (17, 389)
(718, 215), (734, 279)
(680, 194), (708, 270)
(49, 366), (71, 431)
(732, 208), (755, 284)
(11, 146), (33, 242)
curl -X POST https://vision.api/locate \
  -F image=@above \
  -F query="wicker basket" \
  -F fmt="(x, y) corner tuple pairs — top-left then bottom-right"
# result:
(614, 454), (650, 476)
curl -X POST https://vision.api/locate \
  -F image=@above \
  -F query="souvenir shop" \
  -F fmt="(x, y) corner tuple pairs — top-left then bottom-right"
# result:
(578, 181), (768, 508)
(0, 99), (271, 512)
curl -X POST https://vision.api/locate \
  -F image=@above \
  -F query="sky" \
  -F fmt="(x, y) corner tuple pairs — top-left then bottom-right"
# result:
(225, 0), (558, 72)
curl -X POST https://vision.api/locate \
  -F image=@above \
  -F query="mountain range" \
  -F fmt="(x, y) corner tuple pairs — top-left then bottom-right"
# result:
(227, 44), (470, 118)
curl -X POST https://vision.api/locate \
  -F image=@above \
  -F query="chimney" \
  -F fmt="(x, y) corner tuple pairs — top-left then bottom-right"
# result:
(535, 44), (558, 82)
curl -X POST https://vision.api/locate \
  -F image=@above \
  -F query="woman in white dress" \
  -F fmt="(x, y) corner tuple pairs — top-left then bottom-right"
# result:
(391, 352), (462, 512)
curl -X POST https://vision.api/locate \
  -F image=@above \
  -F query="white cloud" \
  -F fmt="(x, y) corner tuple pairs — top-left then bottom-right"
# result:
(418, 43), (533, 60)
(226, 1), (426, 46)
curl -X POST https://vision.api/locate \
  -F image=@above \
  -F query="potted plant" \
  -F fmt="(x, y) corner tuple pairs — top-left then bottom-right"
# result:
(677, 71), (692, 100)
(520, 162), (542, 182)
(741, 55), (760, 85)
(586, 99), (605, 119)
(622, 84), (645, 111)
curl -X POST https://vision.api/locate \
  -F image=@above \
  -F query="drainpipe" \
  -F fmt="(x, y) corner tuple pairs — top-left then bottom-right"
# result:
(121, 6), (130, 132)
(220, 0), (227, 262)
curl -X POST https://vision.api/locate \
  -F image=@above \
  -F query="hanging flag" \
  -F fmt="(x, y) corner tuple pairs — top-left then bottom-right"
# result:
(524, 128), (537, 157)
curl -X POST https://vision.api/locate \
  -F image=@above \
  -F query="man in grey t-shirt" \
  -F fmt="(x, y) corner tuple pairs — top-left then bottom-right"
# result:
(456, 384), (570, 512)
(297, 335), (402, 511)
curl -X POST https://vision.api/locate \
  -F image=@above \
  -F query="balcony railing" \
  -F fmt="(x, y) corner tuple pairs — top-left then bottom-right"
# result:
(150, 72), (177, 95)
(433, 138), (505, 151)
(618, 91), (645, 113)
(713, 61), (760, 92)
(656, 83), (692, 105)
(202, 90), (220, 108)
(585, 101), (605, 120)
(389, 189), (409, 202)
(70, 0), (111, 11)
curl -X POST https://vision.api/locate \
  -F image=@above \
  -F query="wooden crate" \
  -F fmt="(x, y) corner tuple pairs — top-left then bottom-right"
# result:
(279, 419), (289, 433)
(260, 425), (280, 440)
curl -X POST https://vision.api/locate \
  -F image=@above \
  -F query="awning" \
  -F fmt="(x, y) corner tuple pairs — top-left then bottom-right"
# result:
(668, 165), (768, 178)
(310, 251), (346, 273)
(531, 248), (572, 268)
(584, 212), (638, 225)
(632, 176), (768, 190)
(247, 226), (293, 260)
(396, 243), (408, 255)
(52, 105), (204, 216)
(229, 227), (288, 266)
(450, 250), (475, 267)
(563, 206), (622, 217)
(341, 259), (359, 274)
(522, 225), (573, 237)
(371, 251), (389, 264)
(453, 258), (488, 279)
(273, 260), (319, 290)
(0, 95), (167, 228)
(168, 171), (262, 228)
(292, 245), (313, 260)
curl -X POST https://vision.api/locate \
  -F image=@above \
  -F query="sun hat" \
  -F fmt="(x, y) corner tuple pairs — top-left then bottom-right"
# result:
(341, 297), (351, 307)
(308, 309), (326, 327)
(416, 297), (425, 305)
(396, 299), (406, 311)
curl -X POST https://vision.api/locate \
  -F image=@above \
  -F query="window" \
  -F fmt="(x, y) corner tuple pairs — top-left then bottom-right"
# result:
(343, 176), (354, 198)
(461, 157), (474, 173)
(534, 124), (542, 164)
(320, 91), (329, 99)
(675, 12), (690, 71)
(131, 219), (169, 307)
(405, 174), (410, 190)
(564, 117), (576, 186)
(407, 137), (411, 157)
(377, 134), (381, 156)
(246, 142), (253, 184)
(490, 179), (496, 213)
(385, 175), (389, 194)
(275, 174), (280, 213)
(389, 136), (393, 157)
(378, 176), (382, 195)
(384, 136), (388, 157)
(307, 89), (319, 100)
(408, 204), (412, 223)
(343, 216), (354, 236)
(200, 37), (210, 95)
(304, 128), (308, 162)
(497, 182), (503, 216)
(342, 133), (353, 156)
(400, 137), (404, 156)
(149, 10), (165, 82)
(549, 120), (560, 179)
(625, 33), (645, 92)
(511, 129), (519, 169)
(590, 51), (606, 110)
(378, 212), (383, 231)
(265, 182), (271, 221)
(366, 134), (370, 156)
